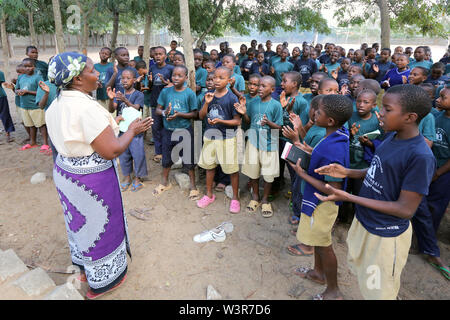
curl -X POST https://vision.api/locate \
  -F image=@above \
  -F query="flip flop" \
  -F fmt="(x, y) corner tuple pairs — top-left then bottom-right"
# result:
(214, 184), (226, 192)
(261, 203), (273, 218)
(39, 144), (51, 153)
(287, 244), (313, 257)
(429, 262), (450, 280)
(289, 215), (300, 225)
(20, 144), (39, 151)
(120, 182), (131, 192)
(86, 274), (127, 300)
(246, 200), (260, 213)
(131, 182), (144, 192)
(188, 189), (201, 201)
(152, 183), (172, 196)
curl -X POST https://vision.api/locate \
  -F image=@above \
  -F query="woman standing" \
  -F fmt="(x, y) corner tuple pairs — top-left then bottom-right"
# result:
(45, 52), (153, 299)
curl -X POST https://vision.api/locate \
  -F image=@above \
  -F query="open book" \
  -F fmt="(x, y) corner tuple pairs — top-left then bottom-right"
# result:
(281, 142), (311, 171)
(119, 107), (142, 132)
(363, 129), (381, 140)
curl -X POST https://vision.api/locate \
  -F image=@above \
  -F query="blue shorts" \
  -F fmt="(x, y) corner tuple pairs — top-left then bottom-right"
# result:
(161, 126), (195, 170)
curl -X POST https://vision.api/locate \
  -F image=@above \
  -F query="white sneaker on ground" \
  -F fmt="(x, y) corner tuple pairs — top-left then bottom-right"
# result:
(216, 221), (234, 233)
(193, 227), (226, 243)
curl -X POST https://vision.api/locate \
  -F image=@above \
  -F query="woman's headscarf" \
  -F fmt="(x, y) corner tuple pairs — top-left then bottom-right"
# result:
(48, 52), (88, 91)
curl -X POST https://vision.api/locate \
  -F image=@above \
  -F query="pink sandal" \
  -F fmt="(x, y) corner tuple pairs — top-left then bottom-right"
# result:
(196, 195), (216, 208)
(229, 199), (241, 214)
(40, 144), (51, 153)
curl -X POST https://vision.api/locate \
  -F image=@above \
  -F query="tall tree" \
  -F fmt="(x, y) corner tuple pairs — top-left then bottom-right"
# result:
(52, 0), (66, 53)
(142, 0), (154, 65)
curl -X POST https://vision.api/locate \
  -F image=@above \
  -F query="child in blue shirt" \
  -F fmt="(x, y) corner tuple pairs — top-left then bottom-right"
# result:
(250, 52), (270, 77)
(408, 66), (428, 85)
(287, 94), (353, 300)
(321, 51), (340, 78)
(331, 57), (351, 90)
(425, 62), (449, 86)
(293, 46), (318, 90)
(237, 76), (283, 217)
(154, 65), (199, 200)
(369, 48), (396, 82)
(270, 48), (294, 99)
(315, 84), (436, 299)
(409, 46), (433, 70)
(26, 46), (48, 81)
(107, 69), (147, 192)
(222, 54), (245, 94)
(94, 47), (113, 110)
(194, 49), (208, 95)
(412, 87), (450, 280)
(240, 48), (257, 81)
(381, 54), (410, 88)
(105, 47), (139, 95)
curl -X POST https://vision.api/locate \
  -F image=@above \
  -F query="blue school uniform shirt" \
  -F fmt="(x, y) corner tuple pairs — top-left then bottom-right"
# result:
(149, 63), (174, 107)
(409, 60), (433, 70)
(355, 132), (436, 237)
(293, 58), (318, 88)
(249, 62), (270, 77)
(337, 70), (349, 89)
(424, 75), (450, 87)
(269, 55), (281, 67)
(94, 62), (113, 101)
(105, 65), (139, 95)
(280, 93), (309, 143)
(240, 58), (257, 80)
(348, 112), (381, 169)
(236, 53), (248, 67)
(370, 61), (396, 82)
(204, 89), (239, 140)
(433, 111), (450, 168)
(157, 86), (197, 131)
(35, 80), (57, 111)
(195, 67), (208, 92)
(264, 50), (276, 64)
(16, 72), (43, 109)
(325, 62), (340, 78)
(303, 125), (326, 148)
(272, 61), (294, 87)
(318, 54), (331, 65)
(381, 68), (410, 87)
(34, 60), (48, 81)
(241, 93), (259, 132)
(418, 113), (436, 142)
(113, 89), (144, 116)
(246, 97), (283, 152)
(228, 72), (245, 92)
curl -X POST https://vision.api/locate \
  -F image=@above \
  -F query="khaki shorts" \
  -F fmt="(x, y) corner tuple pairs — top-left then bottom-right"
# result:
(297, 201), (338, 247)
(241, 141), (279, 183)
(198, 136), (239, 174)
(16, 106), (23, 123)
(142, 105), (151, 119)
(21, 108), (45, 128)
(346, 218), (412, 300)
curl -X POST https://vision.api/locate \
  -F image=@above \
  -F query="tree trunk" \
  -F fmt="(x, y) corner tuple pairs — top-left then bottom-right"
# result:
(179, 0), (195, 91)
(28, 11), (38, 47)
(42, 34), (46, 51)
(52, 0), (66, 53)
(377, 0), (390, 49)
(0, 15), (10, 80)
(143, 1), (153, 66)
(110, 9), (120, 53)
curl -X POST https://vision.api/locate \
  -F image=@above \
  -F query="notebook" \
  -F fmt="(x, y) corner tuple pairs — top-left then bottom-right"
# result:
(363, 129), (381, 140)
(281, 142), (311, 170)
(119, 107), (142, 132)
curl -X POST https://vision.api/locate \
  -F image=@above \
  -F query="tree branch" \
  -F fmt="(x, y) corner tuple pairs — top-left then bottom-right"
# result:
(195, 0), (226, 47)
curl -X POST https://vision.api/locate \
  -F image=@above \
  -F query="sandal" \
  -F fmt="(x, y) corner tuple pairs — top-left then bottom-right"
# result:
(120, 182), (131, 192)
(289, 215), (300, 225)
(287, 244), (313, 257)
(294, 267), (326, 285)
(153, 154), (162, 163)
(215, 183), (226, 192)
(197, 195), (216, 208)
(40, 144), (51, 153)
(86, 274), (127, 300)
(188, 189), (201, 201)
(246, 200), (260, 213)
(131, 182), (144, 192)
(229, 199), (240, 214)
(128, 207), (151, 221)
(152, 183), (172, 196)
(20, 143), (39, 151)
(261, 203), (273, 218)
(429, 262), (450, 280)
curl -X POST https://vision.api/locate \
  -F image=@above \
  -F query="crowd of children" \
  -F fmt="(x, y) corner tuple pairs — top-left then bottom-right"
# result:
(0, 39), (449, 300)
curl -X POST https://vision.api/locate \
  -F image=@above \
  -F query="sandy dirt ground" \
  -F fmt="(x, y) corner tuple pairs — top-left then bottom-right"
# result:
(0, 48), (449, 300)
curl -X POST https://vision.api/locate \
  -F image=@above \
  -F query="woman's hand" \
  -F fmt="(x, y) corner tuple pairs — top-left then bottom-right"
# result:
(314, 163), (348, 178)
(128, 117), (153, 136)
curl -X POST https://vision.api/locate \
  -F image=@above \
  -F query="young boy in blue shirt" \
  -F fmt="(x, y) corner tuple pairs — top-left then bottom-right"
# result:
(222, 54), (245, 94)
(321, 51), (340, 78)
(26, 46), (48, 81)
(149, 46), (174, 162)
(315, 84), (436, 299)
(237, 76), (283, 217)
(288, 94), (353, 300)
(409, 46), (433, 70)
(154, 65), (199, 200)
(94, 47), (113, 111)
(105, 47), (139, 95)
(293, 45), (318, 91)
(194, 49), (208, 95)
(270, 48), (294, 99)
(133, 46), (144, 62)
(425, 62), (449, 86)
(250, 52), (270, 77)
(197, 67), (241, 213)
(107, 69), (147, 192)
(240, 48), (256, 81)
(369, 48), (396, 83)
(412, 87), (450, 280)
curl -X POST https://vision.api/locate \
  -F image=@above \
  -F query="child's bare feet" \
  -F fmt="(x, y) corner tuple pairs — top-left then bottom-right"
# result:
(294, 267), (326, 285)
(313, 289), (344, 300)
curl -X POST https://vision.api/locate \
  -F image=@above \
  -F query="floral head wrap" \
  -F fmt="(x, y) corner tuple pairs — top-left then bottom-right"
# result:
(48, 52), (88, 90)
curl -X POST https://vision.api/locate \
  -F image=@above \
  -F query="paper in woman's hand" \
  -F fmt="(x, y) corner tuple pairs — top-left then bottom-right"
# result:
(119, 107), (142, 132)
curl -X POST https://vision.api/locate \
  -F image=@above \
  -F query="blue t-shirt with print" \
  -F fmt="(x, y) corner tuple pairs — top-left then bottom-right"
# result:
(195, 67), (208, 92)
(424, 75), (450, 87)
(35, 80), (57, 111)
(272, 61), (294, 87)
(246, 97), (283, 152)
(355, 132), (436, 237)
(240, 58), (257, 80)
(105, 65), (139, 95)
(432, 111), (450, 168)
(337, 70), (349, 89)
(113, 89), (144, 116)
(157, 86), (197, 131)
(16, 72), (43, 109)
(149, 63), (174, 107)
(325, 62), (340, 78)
(293, 58), (318, 88)
(94, 62), (113, 101)
(204, 90), (239, 140)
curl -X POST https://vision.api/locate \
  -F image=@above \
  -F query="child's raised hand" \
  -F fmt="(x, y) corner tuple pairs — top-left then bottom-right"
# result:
(229, 77), (236, 88)
(106, 87), (116, 100)
(286, 97), (296, 113)
(281, 125), (299, 143)
(115, 90), (125, 101)
(234, 102), (246, 115)
(372, 64), (379, 73)
(260, 114), (269, 126)
(38, 81), (50, 93)
(382, 78), (390, 88)
(374, 110), (384, 127)
(270, 66), (275, 75)
(289, 113), (302, 130)
(164, 102), (172, 118)
(350, 123), (360, 136)
(314, 163), (348, 178)
(204, 92), (214, 104)
(402, 75), (408, 84)
(331, 69), (338, 79)
(280, 91), (287, 108)
(339, 84), (349, 95)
